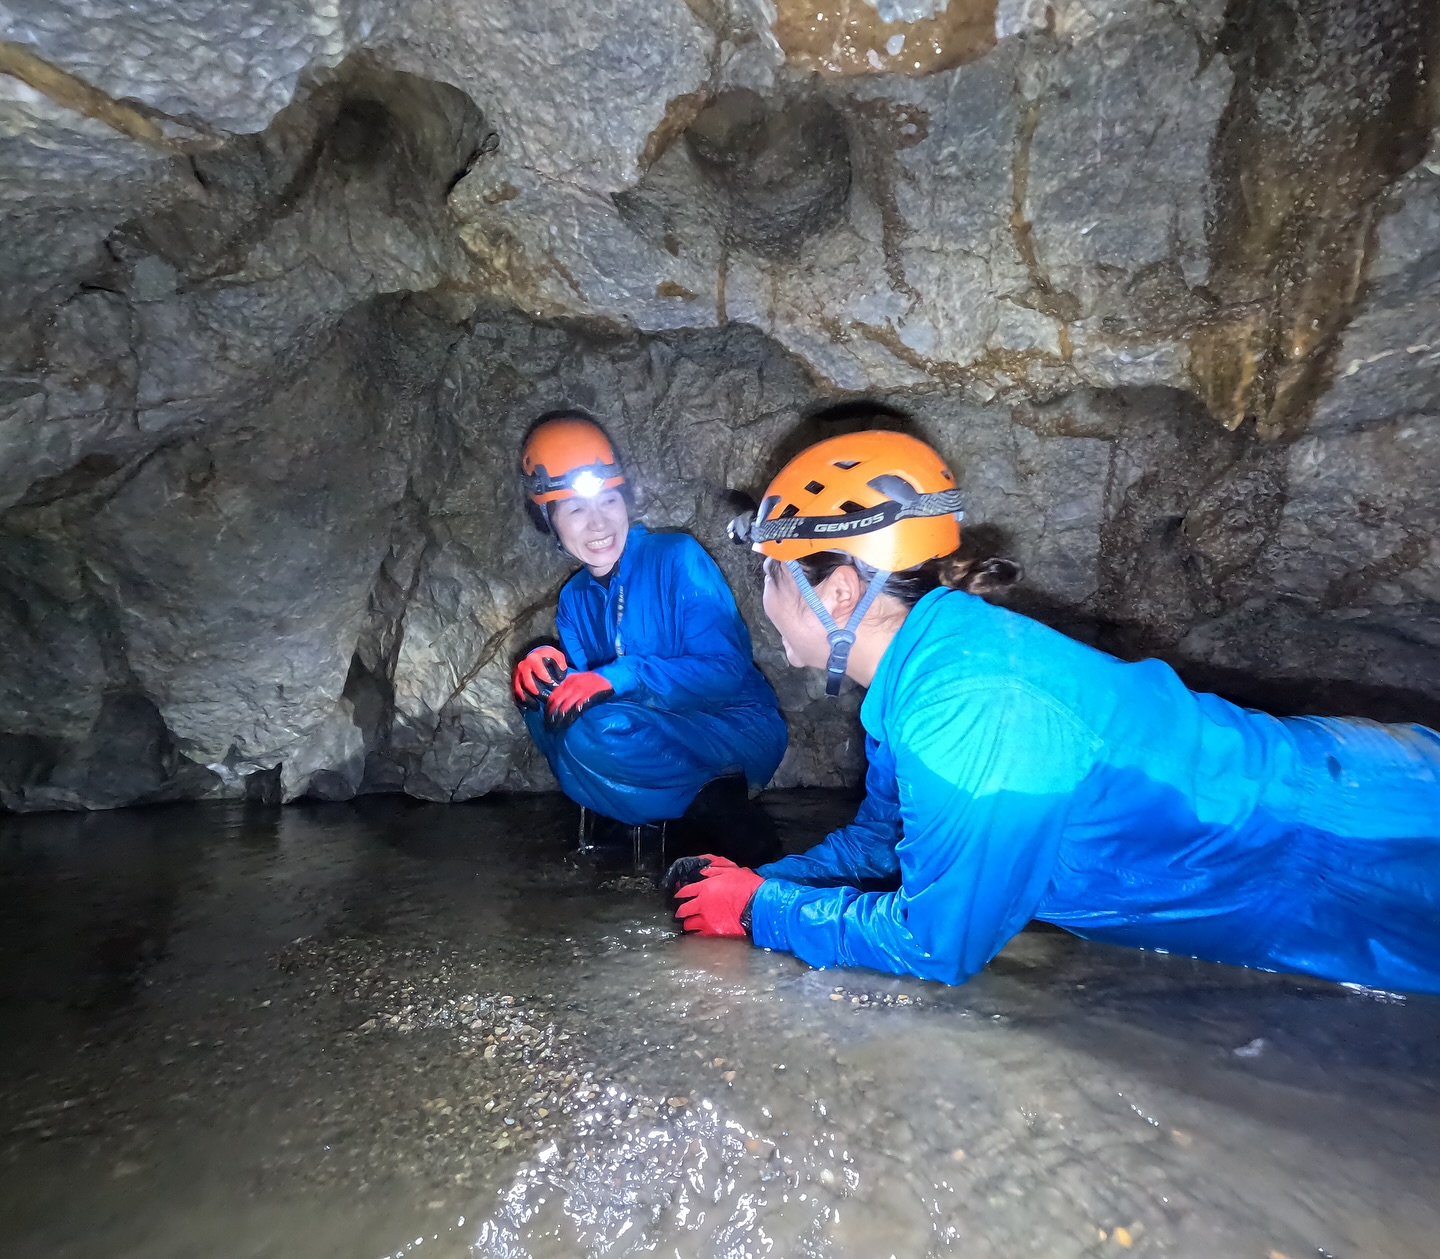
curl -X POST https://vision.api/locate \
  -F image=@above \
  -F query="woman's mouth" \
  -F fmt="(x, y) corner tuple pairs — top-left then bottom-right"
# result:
(585, 535), (616, 554)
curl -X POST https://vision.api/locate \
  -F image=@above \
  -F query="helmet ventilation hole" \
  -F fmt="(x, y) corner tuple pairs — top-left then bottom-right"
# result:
(804, 480), (825, 494)
(839, 500), (866, 513)
(832, 459), (860, 469)
(868, 473), (919, 502)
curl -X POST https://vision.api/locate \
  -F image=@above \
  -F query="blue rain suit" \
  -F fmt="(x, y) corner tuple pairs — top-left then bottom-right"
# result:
(752, 588), (1440, 994)
(524, 524), (787, 825)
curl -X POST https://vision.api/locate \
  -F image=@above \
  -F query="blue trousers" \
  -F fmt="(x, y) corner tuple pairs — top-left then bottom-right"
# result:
(524, 700), (786, 825)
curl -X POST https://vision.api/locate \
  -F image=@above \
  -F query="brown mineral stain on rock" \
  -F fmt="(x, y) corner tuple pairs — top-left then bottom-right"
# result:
(769, 0), (997, 77)
(640, 90), (711, 171)
(850, 316), (1072, 394)
(454, 218), (573, 320)
(0, 37), (217, 153)
(847, 97), (930, 300)
(1188, 314), (1264, 432)
(1191, 0), (1439, 437)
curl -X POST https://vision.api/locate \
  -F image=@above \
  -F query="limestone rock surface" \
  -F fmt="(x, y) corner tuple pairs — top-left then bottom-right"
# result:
(2, 0), (1439, 810)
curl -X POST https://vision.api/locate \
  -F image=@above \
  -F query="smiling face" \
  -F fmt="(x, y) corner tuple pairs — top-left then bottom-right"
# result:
(550, 488), (630, 577)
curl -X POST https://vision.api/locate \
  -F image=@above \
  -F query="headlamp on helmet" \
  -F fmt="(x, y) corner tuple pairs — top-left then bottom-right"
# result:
(520, 416), (626, 507)
(569, 468), (608, 498)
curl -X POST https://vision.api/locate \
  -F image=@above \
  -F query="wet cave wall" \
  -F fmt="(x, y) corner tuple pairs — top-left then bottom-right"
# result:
(1, 0), (1438, 811)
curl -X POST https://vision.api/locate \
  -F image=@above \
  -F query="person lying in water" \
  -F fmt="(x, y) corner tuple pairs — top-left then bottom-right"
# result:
(511, 411), (787, 858)
(665, 428), (1440, 995)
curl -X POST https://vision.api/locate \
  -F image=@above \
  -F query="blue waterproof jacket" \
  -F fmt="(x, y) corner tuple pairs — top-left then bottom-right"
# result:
(752, 588), (1440, 993)
(524, 523), (786, 824)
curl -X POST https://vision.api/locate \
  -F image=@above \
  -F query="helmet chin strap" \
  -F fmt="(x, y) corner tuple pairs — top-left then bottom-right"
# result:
(784, 559), (891, 697)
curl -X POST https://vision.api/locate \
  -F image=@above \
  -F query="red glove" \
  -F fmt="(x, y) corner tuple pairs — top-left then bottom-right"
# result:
(543, 670), (616, 732)
(674, 863), (764, 938)
(512, 646), (569, 709)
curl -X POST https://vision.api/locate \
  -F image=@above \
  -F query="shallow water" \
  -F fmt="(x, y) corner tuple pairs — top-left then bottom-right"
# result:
(1, 793), (1438, 1259)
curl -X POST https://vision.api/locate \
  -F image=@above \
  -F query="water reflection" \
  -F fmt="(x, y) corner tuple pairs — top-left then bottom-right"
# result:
(472, 1092), (859, 1258)
(0, 796), (1438, 1259)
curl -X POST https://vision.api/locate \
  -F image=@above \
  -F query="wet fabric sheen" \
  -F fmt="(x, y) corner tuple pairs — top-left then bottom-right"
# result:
(525, 524), (786, 824)
(752, 588), (1440, 993)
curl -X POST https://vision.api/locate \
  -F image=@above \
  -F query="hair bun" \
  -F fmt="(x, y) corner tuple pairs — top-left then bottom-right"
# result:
(939, 555), (1023, 596)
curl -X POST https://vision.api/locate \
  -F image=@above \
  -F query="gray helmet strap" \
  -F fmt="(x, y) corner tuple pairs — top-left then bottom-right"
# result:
(783, 559), (891, 697)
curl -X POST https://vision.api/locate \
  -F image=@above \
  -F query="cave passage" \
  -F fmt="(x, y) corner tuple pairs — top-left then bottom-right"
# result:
(5, 1), (1440, 1255)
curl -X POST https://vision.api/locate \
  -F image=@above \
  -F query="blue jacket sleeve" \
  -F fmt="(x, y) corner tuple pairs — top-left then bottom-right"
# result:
(757, 736), (901, 887)
(750, 682), (1098, 984)
(595, 541), (757, 709)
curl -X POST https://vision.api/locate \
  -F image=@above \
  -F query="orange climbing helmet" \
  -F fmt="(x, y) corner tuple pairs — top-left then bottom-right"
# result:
(521, 415), (626, 506)
(729, 431), (964, 696)
(731, 430), (963, 571)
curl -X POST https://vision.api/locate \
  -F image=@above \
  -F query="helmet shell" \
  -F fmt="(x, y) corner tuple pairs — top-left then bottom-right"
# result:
(752, 431), (960, 570)
(521, 417), (626, 505)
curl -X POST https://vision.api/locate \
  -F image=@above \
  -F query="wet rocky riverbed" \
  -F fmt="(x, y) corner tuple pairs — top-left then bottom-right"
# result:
(1, 793), (1438, 1259)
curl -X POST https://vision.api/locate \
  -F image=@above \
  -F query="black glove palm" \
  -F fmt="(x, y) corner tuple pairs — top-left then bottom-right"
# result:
(660, 854), (720, 894)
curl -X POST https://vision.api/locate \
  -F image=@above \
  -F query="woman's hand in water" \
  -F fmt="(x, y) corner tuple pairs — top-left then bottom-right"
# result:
(660, 854), (737, 893)
(673, 863), (764, 938)
(512, 646), (569, 709)
(543, 671), (616, 732)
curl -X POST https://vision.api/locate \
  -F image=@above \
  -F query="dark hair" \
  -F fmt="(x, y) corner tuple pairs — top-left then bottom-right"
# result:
(774, 550), (1022, 606)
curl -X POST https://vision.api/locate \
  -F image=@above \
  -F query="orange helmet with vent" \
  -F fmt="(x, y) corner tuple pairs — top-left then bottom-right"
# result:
(521, 416), (626, 506)
(734, 431), (962, 570)
(729, 431), (964, 696)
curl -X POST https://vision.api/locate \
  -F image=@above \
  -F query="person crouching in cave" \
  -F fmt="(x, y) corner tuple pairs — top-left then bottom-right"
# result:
(665, 428), (1440, 996)
(511, 411), (787, 867)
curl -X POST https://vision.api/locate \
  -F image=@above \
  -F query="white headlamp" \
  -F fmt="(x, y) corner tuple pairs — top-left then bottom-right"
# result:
(570, 469), (606, 498)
